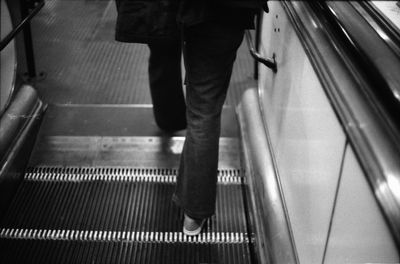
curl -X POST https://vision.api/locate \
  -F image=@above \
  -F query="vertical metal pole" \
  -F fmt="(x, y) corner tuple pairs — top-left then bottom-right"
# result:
(20, 0), (37, 79)
(253, 11), (262, 80)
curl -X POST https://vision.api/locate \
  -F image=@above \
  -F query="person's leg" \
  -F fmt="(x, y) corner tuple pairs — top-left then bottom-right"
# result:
(148, 39), (186, 132)
(173, 22), (244, 220)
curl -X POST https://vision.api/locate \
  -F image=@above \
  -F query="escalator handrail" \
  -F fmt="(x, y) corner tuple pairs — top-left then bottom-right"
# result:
(356, 1), (400, 59)
(281, 1), (400, 249)
(0, 1), (44, 51)
(323, 1), (400, 128)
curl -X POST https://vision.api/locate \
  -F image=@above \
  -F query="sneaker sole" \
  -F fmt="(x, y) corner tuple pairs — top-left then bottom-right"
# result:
(183, 226), (202, 236)
(183, 220), (205, 236)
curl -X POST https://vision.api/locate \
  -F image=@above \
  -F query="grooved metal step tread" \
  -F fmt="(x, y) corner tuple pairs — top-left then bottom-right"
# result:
(0, 180), (246, 233)
(0, 238), (252, 264)
(0, 166), (253, 263)
(0, 166), (247, 233)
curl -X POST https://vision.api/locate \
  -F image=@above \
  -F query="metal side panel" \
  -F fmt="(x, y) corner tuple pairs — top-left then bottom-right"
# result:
(237, 88), (298, 264)
(0, 85), (43, 160)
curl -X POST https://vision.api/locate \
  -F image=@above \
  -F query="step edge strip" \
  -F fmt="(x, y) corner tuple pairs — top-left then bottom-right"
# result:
(24, 173), (242, 184)
(0, 228), (249, 244)
(27, 166), (241, 176)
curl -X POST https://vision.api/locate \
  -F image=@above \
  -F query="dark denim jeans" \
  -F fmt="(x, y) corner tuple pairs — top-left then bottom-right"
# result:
(148, 40), (187, 132)
(149, 22), (244, 220)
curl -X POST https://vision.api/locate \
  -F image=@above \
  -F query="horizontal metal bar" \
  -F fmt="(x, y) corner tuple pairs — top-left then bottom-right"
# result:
(0, 2), (44, 51)
(24, 167), (242, 184)
(0, 228), (248, 244)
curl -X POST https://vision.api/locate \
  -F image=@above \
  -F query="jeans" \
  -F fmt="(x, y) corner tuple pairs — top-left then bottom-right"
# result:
(148, 40), (187, 132)
(149, 22), (244, 220)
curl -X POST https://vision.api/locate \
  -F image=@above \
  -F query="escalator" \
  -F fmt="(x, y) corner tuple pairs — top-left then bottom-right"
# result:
(0, 123), (252, 263)
(0, 80), (254, 262)
(0, 95), (254, 263)
(0, 1), (256, 263)
(1, 1), (400, 263)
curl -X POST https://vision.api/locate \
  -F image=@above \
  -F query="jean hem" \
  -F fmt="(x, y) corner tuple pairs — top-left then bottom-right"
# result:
(172, 193), (214, 220)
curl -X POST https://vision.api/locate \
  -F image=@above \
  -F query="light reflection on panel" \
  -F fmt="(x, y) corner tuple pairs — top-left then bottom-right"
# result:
(325, 146), (399, 263)
(259, 2), (346, 263)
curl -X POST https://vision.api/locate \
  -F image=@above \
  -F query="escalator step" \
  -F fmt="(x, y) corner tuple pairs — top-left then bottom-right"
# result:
(0, 229), (247, 244)
(0, 238), (251, 264)
(1, 167), (246, 233)
(0, 166), (253, 263)
(26, 166), (242, 180)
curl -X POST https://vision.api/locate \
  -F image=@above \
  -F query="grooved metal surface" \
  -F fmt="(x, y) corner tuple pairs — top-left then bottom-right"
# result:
(31, 0), (255, 105)
(32, 0), (150, 104)
(0, 166), (252, 263)
(0, 239), (251, 264)
(0, 176), (246, 232)
(0, 229), (247, 243)
(25, 166), (242, 183)
(25, 166), (242, 178)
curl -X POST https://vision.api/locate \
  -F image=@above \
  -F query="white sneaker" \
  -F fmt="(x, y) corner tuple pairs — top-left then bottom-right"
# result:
(183, 214), (206, 236)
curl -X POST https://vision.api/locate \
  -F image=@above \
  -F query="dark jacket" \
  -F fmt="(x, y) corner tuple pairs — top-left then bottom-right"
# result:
(115, 0), (264, 44)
